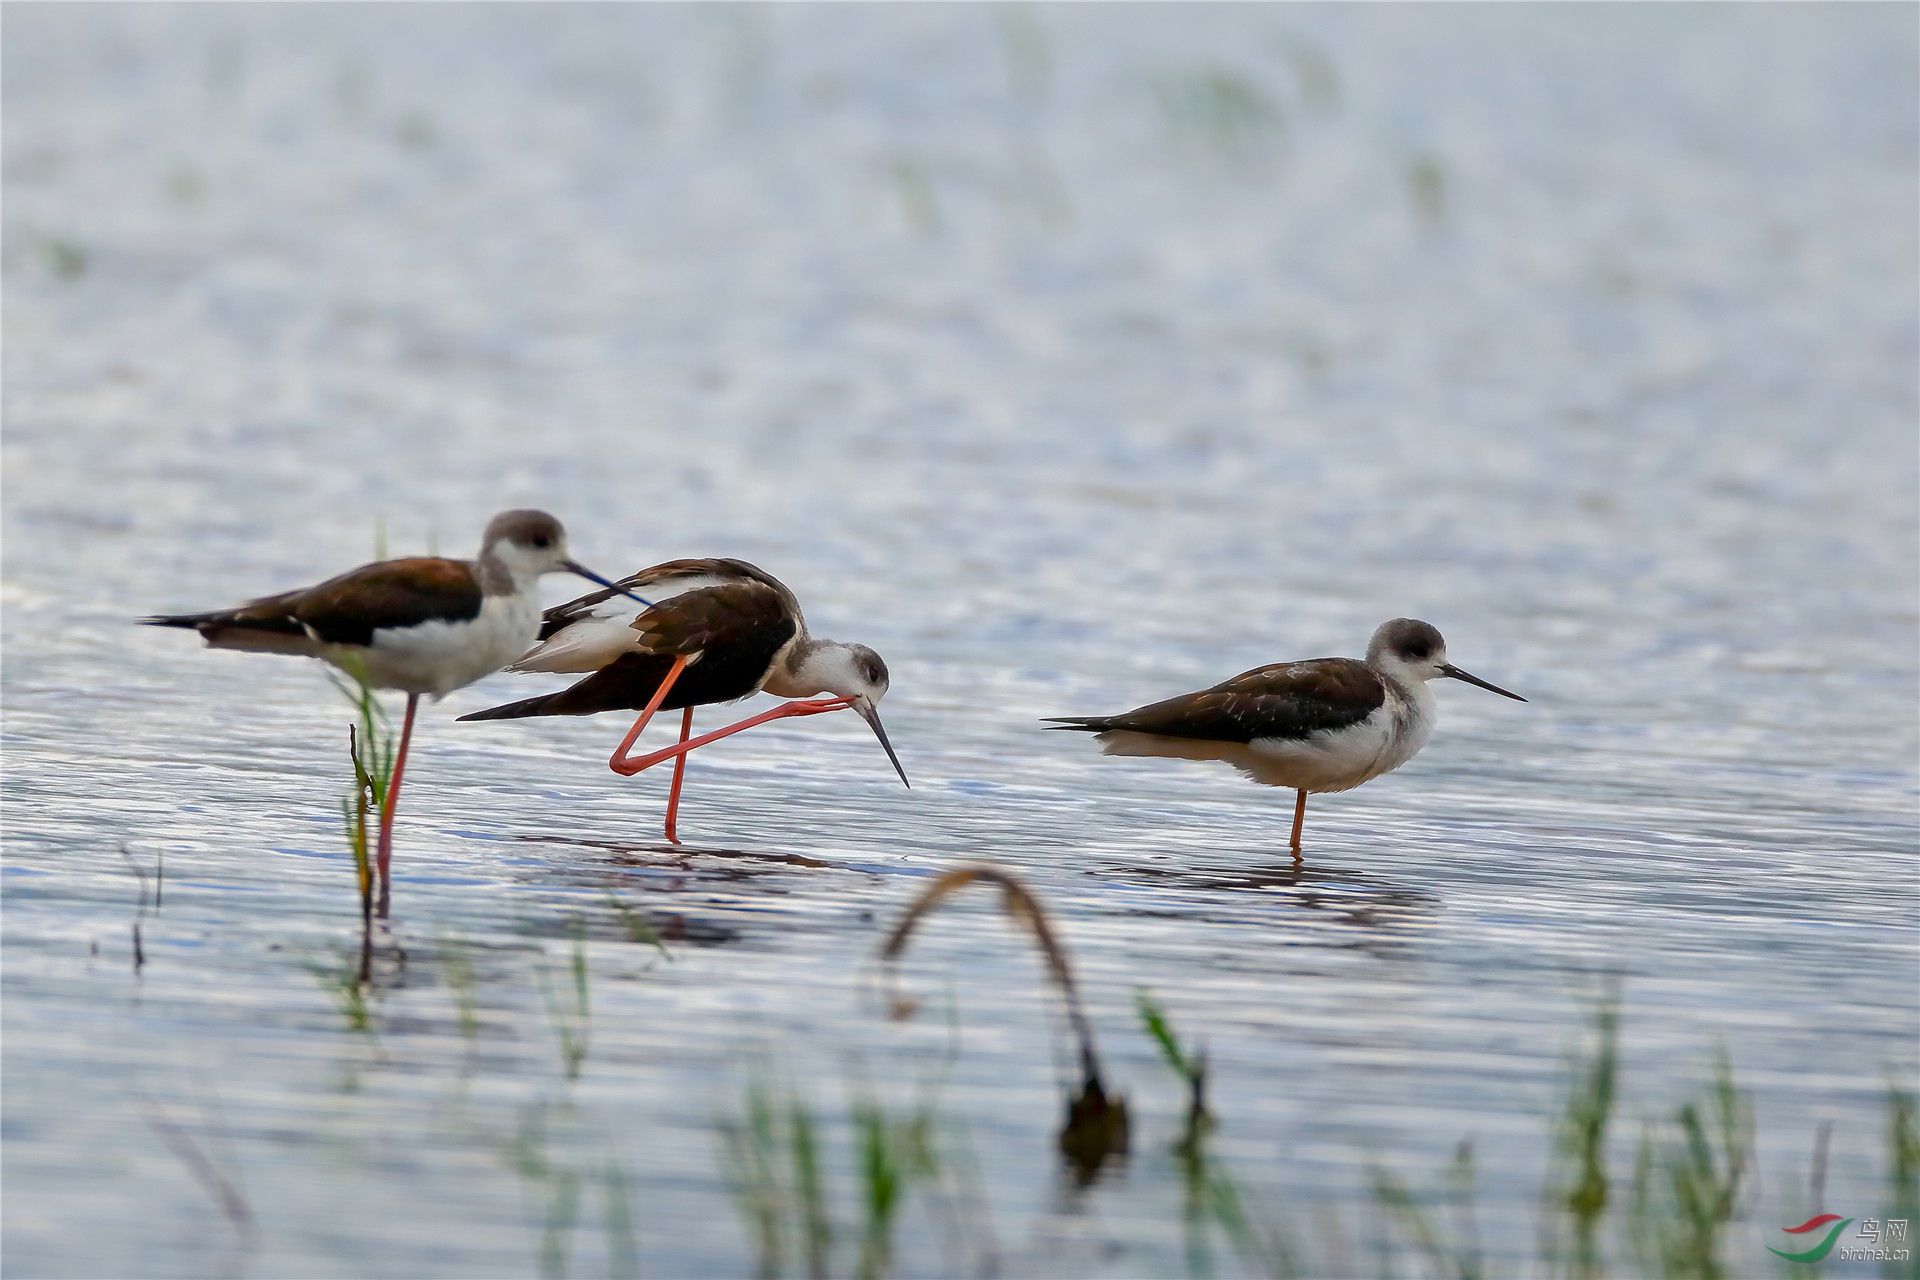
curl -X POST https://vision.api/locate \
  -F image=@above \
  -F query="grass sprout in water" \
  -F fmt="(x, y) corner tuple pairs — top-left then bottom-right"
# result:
(1137, 990), (1303, 1279)
(437, 933), (482, 1052)
(1542, 979), (1621, 1278)
(1151, 65), (1286, 173)
(605, 893), (672, 961)
(717, 1070), (985, 1280)
(850, 1093), (940, 1280)
(1887, 1087), (1920, 1280)
(1405, 151), (1450, 230)
(1282, 41), (1341, 114)
(881, 865), (1128, 1183)
(508, 1102), (640, 1280)
(1368, 1143), (1483, 1280)
(1628, 1042), (1752, 1280)
(718, 1074), (788, 1278)
(1127, 983), (1911, 1280)
(536, 923), (592, 1080)
(329, 660), (395, 930)
(994, 4), (1050, 104)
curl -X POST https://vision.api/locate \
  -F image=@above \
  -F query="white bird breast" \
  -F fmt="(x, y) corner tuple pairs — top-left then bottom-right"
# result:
(347, 594), (545, 696)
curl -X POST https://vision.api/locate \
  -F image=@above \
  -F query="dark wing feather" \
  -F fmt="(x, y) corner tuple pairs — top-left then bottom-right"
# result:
(145, 557), (482, 647)
(461, 614), (799, 720)
(631, 580), (791, 656)
(290, 559), (482, 646)
(1043, 658), (1384, 742)
(535, 557), (795, 642)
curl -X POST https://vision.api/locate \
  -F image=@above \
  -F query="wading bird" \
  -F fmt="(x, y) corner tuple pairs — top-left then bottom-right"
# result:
(459, 557), (907, 842)
(144, 509), (644, 914)
(1043, 618), (1525, 856)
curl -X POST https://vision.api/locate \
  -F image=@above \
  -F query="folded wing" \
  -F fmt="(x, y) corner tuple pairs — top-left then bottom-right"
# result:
(510, 557), (796, 674)
(1044, 658), (1384, 742)
(144, 558), (482, 650)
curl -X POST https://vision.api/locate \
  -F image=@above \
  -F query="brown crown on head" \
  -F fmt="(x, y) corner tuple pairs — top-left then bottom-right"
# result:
(481, 509), (567, 553)
(1368, 617), (1446, 664)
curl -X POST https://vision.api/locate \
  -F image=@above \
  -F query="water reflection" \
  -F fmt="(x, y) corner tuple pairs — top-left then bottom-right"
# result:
(517, 832), (842, 877)
(1098, 855), (1439, 949)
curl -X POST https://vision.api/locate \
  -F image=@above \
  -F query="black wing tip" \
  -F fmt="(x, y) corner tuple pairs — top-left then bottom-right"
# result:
(456, 699), (543, 722)
(141, 614), (201, 628)
(1040, 717), (1111, 732)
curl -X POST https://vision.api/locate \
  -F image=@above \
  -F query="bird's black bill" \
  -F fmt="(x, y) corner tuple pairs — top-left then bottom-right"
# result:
(1441, 664), (1527, 702)
(854, 702), (911, 788)
(562, 560), (655, 609)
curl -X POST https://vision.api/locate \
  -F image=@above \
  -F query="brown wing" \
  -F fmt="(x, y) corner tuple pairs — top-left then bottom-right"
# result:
(289, 559), (482, 645)
(145, 557), (481, 648)
(535, 557), (798, 641)
(1044, 658), (1384, 742)
(630, 580), (793, 656)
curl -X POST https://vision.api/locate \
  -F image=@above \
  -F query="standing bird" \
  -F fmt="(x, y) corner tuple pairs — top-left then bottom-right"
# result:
(1043, 618), (1524, 856)
(458, 557), (907, 843)
(144, 509), (645, 914)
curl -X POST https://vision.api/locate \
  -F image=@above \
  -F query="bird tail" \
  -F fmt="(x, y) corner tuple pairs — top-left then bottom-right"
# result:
(458, 690), (579, 721)
(1039, 716), (1117, 732)
(141, 608), (319, 655)
(143, 612), (208, 630)
(462, 653), (684, 723)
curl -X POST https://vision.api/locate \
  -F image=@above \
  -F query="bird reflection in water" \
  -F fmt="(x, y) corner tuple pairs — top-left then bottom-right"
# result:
(1103, 855), (1439, 954)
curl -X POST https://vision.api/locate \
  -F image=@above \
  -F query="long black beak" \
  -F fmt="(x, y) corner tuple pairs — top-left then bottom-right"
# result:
(1440, 664), (1527, 702)
(561, 560), (655, 609)
(853, 700), (911, 788)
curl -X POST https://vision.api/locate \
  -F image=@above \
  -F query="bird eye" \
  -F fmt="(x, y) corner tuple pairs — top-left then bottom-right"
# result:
(1407, 645), (1430, 660)
(530, 535), (552, 549)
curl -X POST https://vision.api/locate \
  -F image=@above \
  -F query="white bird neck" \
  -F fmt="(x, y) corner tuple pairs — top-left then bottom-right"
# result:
(764, 631), (829, 698)
(473, 545), (539, 598)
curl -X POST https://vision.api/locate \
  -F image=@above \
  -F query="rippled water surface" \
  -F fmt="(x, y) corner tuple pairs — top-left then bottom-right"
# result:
(5, 6), (1916, 1277)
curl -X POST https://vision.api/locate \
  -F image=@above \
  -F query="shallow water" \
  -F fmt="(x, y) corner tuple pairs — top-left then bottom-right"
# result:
(4, 5), (1917, 1277)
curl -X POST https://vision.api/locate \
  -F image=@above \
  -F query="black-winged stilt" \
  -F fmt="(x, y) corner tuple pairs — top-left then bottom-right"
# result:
(144, 509), (644, 913)
(458, 556), (907, 842)
(1043, 618), (1525, 856)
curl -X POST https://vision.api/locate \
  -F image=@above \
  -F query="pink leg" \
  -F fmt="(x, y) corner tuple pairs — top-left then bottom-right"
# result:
(609, 655), (689, 776)
(375, 692), (419, 919)
(663, 707), (693, 844)
(608, 697), (853, 777)
(1289, 788), (1307, 859)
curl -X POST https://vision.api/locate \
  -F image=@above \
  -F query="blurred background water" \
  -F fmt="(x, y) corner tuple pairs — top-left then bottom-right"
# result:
(3, 5), (1915, 1277)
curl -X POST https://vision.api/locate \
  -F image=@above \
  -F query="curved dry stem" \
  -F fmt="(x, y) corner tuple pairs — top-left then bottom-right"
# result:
(879, 866), (1100, 1086)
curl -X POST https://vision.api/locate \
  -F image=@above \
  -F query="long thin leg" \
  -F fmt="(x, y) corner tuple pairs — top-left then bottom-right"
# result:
(609, 697), (853, 777)
(609, 655), (688, 776)
(662, 707), (694, 844)
(1289, 788), (1307, 858)
(375, 692), (419, 919)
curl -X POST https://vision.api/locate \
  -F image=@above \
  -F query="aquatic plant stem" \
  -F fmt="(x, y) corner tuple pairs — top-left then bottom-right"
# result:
(664, 707), (693, 844)
(374, 692), (418, 919)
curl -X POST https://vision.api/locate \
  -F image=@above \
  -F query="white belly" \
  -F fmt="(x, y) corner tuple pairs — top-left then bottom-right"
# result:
(1241, 706), (1429, 790)
(326, 594), (542, 697)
